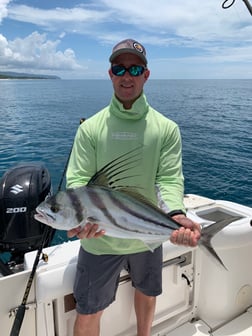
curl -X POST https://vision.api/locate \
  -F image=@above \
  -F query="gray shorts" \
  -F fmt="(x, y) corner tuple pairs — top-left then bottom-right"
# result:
(74, 246), (163, 314)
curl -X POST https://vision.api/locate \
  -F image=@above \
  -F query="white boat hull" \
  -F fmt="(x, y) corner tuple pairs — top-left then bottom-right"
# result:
(1, 194), (252, 335)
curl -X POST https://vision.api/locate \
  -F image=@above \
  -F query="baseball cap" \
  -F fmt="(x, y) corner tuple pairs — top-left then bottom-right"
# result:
(109, 39), (147, 65)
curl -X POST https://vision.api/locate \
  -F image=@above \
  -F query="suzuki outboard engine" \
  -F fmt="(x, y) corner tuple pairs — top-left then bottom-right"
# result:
(0, 163), (54, 273)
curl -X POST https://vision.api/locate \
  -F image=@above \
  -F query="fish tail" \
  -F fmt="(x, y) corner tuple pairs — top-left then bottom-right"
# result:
(200, 239), (227, 270)
(200, 216), (241, 270)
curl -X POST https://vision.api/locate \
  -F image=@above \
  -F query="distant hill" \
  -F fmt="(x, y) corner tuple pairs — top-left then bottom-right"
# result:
(0, 71), (61, 80)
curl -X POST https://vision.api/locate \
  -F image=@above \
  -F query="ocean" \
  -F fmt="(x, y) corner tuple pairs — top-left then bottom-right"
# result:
(0, 79), (251, 244)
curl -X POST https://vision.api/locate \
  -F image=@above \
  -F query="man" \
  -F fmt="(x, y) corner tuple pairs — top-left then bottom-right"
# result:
(67, 39), (201, 336)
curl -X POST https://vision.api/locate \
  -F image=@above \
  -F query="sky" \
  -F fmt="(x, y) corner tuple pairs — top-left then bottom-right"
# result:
(0, 0), (252, 79)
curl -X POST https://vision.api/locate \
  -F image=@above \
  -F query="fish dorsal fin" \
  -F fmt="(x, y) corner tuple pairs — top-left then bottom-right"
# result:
(88, 171), (110, 188)
(87, 146), (142, 189)
(119, 187), (156, 207)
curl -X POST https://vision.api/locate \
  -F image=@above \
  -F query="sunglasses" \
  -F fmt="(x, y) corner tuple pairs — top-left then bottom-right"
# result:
(111, 65), (146, 77)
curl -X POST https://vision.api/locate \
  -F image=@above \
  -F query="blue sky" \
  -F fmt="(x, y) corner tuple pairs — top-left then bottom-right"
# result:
(0, 0), (252, 79)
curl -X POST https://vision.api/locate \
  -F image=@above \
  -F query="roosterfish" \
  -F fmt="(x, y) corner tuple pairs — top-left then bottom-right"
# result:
(35, 147), (234, 269)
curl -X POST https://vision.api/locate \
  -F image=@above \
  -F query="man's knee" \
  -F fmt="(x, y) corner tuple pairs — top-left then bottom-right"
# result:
(74, 311), (103, 336)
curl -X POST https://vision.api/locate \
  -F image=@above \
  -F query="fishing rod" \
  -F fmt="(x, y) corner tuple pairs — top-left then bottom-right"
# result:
(10, 226), (51, 336)
(10, 118), (85, 336)
(56, 117), (86, 192)
(222, 0), (252, 15)
(242, 0), (252, 14)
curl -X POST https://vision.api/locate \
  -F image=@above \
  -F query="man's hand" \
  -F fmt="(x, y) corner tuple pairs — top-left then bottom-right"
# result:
(67, 222), (105, 239)
(170, 214), (201, 247)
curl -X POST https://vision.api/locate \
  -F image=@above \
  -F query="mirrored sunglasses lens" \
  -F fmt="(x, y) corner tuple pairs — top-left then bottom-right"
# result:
(129, 66), (145, 76)
(111, 66), (126, 76)
(111, 65), (145, 76)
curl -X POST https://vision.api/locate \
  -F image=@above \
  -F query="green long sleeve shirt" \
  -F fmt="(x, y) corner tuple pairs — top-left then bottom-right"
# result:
(66, 93), (185, 255)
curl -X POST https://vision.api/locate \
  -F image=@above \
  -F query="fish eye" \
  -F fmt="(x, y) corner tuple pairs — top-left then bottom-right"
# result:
(49, 195), (60, 213)
(50, 204), (60, 213)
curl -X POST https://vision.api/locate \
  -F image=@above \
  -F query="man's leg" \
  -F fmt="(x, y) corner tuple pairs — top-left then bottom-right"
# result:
(73, 311), (103, 336)
(73, 248), (125, 335)
(127, 246), (163, 336)
(134, 289), (156, 336)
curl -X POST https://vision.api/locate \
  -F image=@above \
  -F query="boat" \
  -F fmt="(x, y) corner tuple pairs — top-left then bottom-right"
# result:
(1, 163), (252, 335)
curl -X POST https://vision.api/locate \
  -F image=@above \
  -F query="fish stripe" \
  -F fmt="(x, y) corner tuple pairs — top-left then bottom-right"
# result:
(66, 189), (84, 223)
(87, 187), (118, 226)
(107, 190), (179, 233)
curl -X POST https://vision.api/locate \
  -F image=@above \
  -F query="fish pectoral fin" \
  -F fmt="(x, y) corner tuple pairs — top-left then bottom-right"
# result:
(86, 216), (101, 224)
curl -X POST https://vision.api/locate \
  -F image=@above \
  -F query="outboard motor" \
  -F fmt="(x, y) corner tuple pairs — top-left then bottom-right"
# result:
(0, 163), (54, 273)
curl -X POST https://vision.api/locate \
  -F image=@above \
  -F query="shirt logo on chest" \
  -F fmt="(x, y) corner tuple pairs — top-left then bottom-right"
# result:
(111, 132), (138, 140)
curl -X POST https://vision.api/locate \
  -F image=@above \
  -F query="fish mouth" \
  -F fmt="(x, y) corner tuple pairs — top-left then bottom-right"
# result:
(34, 208), (54, 224)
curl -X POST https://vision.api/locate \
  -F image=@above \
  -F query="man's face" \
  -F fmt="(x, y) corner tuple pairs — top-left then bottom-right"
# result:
(108, 53), (150, 109)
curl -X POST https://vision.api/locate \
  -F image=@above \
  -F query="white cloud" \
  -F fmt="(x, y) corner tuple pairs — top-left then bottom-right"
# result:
(0, 0), (11, 22)
(100, 0), (252, 43)
(1, 0), (252, 78)
(7, 4), (112, 32)
(0, 32), (81, 71)
(6, 1), (252, 54)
